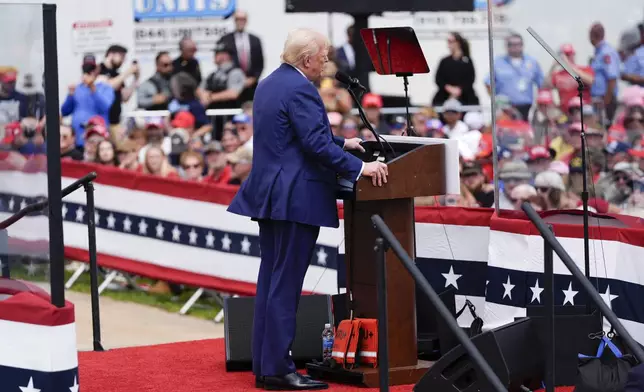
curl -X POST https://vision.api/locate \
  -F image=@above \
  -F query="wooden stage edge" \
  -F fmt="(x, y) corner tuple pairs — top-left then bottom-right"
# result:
(306, 360), (433, 388)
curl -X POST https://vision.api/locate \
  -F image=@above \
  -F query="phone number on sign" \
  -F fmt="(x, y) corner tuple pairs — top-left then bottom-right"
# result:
(135, 26), (229, 42)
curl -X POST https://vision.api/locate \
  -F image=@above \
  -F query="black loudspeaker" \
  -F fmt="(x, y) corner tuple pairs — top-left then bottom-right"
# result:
(224, 295), (333, 371)
(524, 307), (603, 386)
(415, 318), (543, 392)
(417, 287), (458, 359)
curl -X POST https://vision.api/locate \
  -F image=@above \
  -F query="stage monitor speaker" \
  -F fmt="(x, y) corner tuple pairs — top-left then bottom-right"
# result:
(524, 306), (602, 386)
(415, 318), (543, 392)
(285, 0), (473, 14)
(417, 287), (457, 359)
(224, 295), (332, 371)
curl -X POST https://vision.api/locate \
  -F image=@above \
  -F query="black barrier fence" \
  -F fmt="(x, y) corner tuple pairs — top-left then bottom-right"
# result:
(0, 172), (104, 351)
(521, 202), (644, 386)
(371, 214), (507, 392)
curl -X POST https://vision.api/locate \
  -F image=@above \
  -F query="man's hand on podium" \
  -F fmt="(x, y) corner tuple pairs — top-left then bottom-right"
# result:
(343, 138), (366, 153)
(363, 161), (388, 187)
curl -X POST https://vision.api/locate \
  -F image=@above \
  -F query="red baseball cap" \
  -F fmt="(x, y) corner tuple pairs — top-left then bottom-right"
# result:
(1, 71), (17, 83)
(527, 145), (551, 161)
(84, 124), (109, 140)
(84, 115), (106, 129)
(171, 111), (195, 129)
(536, 90), (554, 105)
(361, 93), (383, 109)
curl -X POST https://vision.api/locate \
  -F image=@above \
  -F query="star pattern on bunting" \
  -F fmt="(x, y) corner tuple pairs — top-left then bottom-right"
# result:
(530, 279), (544, 304)
(442, 265), (462, 290)
(0, 192), (336, 270)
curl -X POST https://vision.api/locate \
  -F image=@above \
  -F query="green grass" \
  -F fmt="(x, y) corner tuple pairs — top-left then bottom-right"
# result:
(10, 262), (222, 321)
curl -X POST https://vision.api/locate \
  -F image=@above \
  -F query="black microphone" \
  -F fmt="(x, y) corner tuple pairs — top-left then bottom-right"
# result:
(335, 71), (366, 91)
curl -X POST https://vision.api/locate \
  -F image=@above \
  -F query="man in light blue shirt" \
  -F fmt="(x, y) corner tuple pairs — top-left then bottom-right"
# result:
(485, 33), (544, 121)
(61, 55), (114, 148)
(589, 23), (621, 124)
(619, 27), (644, 87)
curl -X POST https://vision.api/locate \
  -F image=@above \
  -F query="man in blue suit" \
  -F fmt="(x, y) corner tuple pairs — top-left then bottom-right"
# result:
(228, 28), (389, 390)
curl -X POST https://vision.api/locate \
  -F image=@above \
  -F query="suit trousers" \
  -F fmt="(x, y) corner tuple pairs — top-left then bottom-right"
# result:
(252, 219), (320, 377)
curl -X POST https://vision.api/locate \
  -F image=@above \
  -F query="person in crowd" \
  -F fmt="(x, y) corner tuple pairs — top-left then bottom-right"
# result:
(10, 117), (45, 155)
(94, 140), (118, 166)
(226, 146), (252, 186)
(99, 44), (139, 140)
(179, 150), (205, 181)
(599, 161), (639, 207)
(544, 44), (594, 113)
(624, 105), (644, 144)
(432, 32), (479, 107)
(526, 145), (552, 174)
(137, 51), (173, 110)
(531, 90), (563, 145)
(82, 117), (110, 162)
(241, 100), (253, 116)
(203, 43), (246, 138)
(534, 170), (574, 210)
(510, 184), (538, 210)
(604, 140), (632, 170)
(485, 33), (544, 121)
(327, 112), (342, 136)
(116, 139), (140, 171)
(21, 73), (45, 122)
(461, 161), (495, 207)
(362, 93), (390, 135)
(232, 113), (253, 154)
(204, 43), (246, 111)
(498, 160), (533, 209)
(589, 22), (621, 125)
(218, 10), (264, 104)
(142, 145), (179, 178)
(318, 76), (352, 114)
(172, 37), (202, 86)
(61, 55), (114, 149)
(426, 118), (445, 138)
(441, 98), (468, 136)
(360, 127), (377, 142)
(0, 67), (28, 125)
(138, 119), (171, 162)
(389, 116), (407, 136)
(168, 72), (212, 138)
(619, 27), (644, 86)
(335, 24), (357, 79)
(340, 116), (360, 140)
(60, 124), (83, 161)
(221, 125), (242, 153)
(411, 110), (432, 137)
(128, 128), (148, 152)
(203, 141), (232, 185)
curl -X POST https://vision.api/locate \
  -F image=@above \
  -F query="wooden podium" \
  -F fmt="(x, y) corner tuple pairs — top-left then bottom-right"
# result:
(341, 140), (449, 387)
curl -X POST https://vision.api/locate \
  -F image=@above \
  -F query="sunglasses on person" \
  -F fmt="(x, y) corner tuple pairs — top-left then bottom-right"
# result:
(183, 163), (202, 170)
(625, 117), (643, 125)
(537, 186), (550, 193)
(510, 197), (529, 204)
(614, 174), (630, 182)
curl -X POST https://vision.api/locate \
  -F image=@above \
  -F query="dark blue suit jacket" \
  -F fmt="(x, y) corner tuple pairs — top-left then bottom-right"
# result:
(227, 63), (363, 228)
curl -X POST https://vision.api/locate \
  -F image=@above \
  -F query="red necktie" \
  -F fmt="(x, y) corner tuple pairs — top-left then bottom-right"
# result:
(239, 39), (249, 72)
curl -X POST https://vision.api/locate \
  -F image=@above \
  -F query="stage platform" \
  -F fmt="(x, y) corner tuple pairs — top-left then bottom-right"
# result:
(77, 338), (575, 391)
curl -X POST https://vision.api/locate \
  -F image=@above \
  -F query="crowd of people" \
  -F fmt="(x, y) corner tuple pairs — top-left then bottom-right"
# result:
(1, 11), (644, 217)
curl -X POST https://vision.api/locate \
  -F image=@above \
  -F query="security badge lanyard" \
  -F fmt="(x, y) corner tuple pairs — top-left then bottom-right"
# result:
(507, 56), (530, 92)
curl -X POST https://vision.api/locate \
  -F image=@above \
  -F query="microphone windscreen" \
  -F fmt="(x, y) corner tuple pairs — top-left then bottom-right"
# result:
(335, 71), (353, 85)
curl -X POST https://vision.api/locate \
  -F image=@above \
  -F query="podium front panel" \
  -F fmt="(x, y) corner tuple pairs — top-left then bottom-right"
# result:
(343, 198), (417, 368)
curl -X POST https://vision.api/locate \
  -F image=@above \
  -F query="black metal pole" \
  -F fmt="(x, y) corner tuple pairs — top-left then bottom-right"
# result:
(371, 215), (508, 392)
(544, 225), (555, 392)
(522, 202), (644, 363)
(375, 237), (389, 392)
(576, 78), (592, 315)
(42, 4), (65, 308)
(84, 182), (104, 352)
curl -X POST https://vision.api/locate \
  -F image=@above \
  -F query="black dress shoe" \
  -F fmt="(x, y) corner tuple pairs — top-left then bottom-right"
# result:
(263, 373), (328, 390)
(256, 376), (264, 388)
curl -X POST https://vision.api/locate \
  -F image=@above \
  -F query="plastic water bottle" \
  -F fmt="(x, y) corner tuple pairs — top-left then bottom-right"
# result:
(322, 323), (334, 361)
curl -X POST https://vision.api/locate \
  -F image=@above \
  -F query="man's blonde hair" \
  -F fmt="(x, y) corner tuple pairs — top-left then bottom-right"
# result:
(280, 28), (330, 66)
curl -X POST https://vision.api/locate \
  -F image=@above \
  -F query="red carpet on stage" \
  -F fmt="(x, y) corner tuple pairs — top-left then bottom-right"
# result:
(78, 338), (576, 392)
(78, 338), (414, 391)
